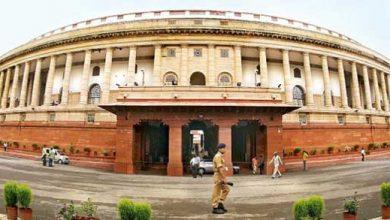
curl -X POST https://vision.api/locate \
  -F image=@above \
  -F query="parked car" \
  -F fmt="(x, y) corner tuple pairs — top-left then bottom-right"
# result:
(197, 159), (240, 175)
(42, 148), (69, 164)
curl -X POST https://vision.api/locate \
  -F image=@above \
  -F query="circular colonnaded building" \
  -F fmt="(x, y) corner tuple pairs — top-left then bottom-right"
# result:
(0, 10), (390, 176)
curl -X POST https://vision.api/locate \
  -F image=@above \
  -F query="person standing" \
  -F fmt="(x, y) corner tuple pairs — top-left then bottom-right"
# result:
(211, 143), (230, 214)
(3, 141), (8, 152)
(303, 150), (309, 171)
(41, 148), (47, 166)
(48, 147), (55, 167)
(190, 155), (200, 178)
(269, 152), (283, 179)
(361, 148), (366, 161)
(258, 154), (265, 175)
(251, 156), (258, 175)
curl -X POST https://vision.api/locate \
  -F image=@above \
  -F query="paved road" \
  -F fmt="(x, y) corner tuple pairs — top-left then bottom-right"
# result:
(0, 156), (388, 220)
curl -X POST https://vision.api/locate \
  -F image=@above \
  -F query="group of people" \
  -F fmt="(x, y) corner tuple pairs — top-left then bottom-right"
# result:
(41, 148), (55, 167)
(251, 155), (265, 175)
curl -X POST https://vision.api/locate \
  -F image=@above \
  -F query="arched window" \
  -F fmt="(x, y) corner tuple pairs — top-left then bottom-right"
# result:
(163, 72), (178, 85)
(293, 85), (305, 106)
(218, 72), (232, 86)
(88, 84), (101, 104)
(190, 72), (206, 85)
(293, 68), (302, 78)
(92, 66), (100, 76)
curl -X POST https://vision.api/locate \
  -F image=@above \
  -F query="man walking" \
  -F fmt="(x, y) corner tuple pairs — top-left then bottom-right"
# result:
(3, 141), (8, 152)
(251, 156), (258, 175)
(48, 147), (55, 167)
(303, 150), (309, 171)
(211, 143), (230, 214)
(258, 154), (265, 175)
(190, 154), (200, 178)
(269, 152), (283, 179)
(361, 148), (366, 161)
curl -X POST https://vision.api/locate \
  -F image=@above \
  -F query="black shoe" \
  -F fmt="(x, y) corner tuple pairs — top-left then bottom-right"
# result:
(218, 203), (227, 212)
(212, 208), (225, 214)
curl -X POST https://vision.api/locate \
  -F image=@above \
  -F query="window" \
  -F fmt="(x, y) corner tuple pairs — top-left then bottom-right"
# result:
(194, 48), (202, 57)
(190, 72), (206, 85)
(220, 20), (228, 26)
(337, 115), (345, 125)
(299, 114), (308, 125)
(20, 113), (26, 122)
(135, 64), (138, 74)
(366, 116), (371, 124)
(194, 20), (203, 25)
(168, 20), (176, 25)
(218, 73), (232, 86)
(220, 49), (229, 58)
(92, 66), (100, 76)
(293, 86), (305, 106)
(88, 84), (101, 104)
(167, 48), (176, 57)
(386, 117), (390, 125)
(164, 72), (178, 85)
(48, 113), (55, 122)
(87, 113), (95, 123)
(256, 65), (261, 75)
(293, 68), (302, 78)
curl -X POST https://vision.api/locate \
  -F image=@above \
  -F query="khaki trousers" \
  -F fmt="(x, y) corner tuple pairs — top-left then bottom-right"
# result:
(211, 181), (230, 208)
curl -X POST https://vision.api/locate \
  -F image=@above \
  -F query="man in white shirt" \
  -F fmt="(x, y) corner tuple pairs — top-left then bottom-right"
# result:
(361, 148), (366, 161)
(269, 152), (283, 179)
(190, 155), (201, 178)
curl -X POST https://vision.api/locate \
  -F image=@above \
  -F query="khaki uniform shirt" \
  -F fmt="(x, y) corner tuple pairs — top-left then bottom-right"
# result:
(213, 152), (225, 182)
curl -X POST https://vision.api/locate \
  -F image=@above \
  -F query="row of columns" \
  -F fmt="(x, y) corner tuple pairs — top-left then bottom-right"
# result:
(0, 46), (389, 111)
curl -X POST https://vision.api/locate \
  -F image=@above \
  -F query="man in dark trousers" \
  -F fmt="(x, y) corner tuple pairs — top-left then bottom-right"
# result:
(211, 143), (230, 214)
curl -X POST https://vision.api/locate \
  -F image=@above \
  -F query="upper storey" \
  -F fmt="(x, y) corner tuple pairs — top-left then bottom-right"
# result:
(0, 10), (389, 71)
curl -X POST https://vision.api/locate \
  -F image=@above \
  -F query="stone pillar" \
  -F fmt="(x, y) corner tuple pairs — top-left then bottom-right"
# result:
(9, 65), (20, 108)
(180, 44), (188, 86)
(153, 45), (161, 86)
(303, 52), (314, 106)
(321, 55), (332, 107)
(43, 56), (57, 106)
(26, 78), (33, 106)
(380, 71), (389, 111)
(101, 48), (113, 103)
(1, 68), (11, 109)
(167, 121), (183, 176)
(114, 117), (136, 174)
(259, 47), (268, 88)
(234, 46), (242, 84)
(217, 120), (233, 176)
(60, 53), (73, 105)
(31, 59), (42, 107)
(351, 62), (361, 109)
(208, 45), (216, 86)
(372, 68), (381, 111)
(338, 59), (349, 108)
(79, 50), (92, 105)
(127, 46), (136, 86)
(282, 50), (293, 104)
(0, 71), (4, 103)
(19, 62), (30, 108)
(362, 65), (372, 110)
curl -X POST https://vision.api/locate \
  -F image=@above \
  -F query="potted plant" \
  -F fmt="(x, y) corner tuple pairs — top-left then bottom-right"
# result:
(117, 198), (136, 220)
(292, 195), (324, 220)
(343, 192), (359, 220)
(293, 148), (301, 156)
(134, 202), (152, 220)
(56, 201), (76, 220)
(75, 198), (99, 220)
(3, 181), (18, 220)
(381, 182), (390, 219)
(17, 183), (33, 220)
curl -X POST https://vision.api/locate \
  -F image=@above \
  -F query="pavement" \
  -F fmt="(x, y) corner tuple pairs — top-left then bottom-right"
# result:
(0, 155), (389, 219)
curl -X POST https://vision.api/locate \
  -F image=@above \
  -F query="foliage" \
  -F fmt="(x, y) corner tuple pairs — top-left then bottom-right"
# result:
(68, 145), (75, 154)
(32, 144), (39, 151)
(382, 142), (388, 148)
(344, 192), (359, 214)
(75, 149), (80, 154)
(102, 149), (109, 157)
(53, 145), (60, 150)
(293, 148), (302, 156)
(292, 198), (308, 220)
(381, 182), (390, 207)
(327, 146), (334, 154)
(292, 195), (325, 220)
(56, 201), (76, 220)
(353, 145), (360, 151)
(320, 149), (325, 154)
(117, 198), (136, 220)
(13, 142), (19, 148)
(134, 202), (152, 220)
(4, 181), (18, 207)
(77, 198), (97, 217)
(17, 183), (32, 209)
(310, 148), (317, 156)
(83, 147), (91, 154)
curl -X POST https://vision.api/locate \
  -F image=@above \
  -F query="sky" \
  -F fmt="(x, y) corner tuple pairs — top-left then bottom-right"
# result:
(1, 0), (390, 58)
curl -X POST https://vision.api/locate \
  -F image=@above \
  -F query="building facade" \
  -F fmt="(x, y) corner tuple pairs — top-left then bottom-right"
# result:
(0, 10), (390, 175)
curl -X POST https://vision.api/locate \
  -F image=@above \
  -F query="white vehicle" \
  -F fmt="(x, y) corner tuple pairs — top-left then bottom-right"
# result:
(42, 148), (69, 164)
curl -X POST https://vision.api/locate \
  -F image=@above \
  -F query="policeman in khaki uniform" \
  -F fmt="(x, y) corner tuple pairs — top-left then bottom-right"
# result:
(211, 143), (230, 214)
